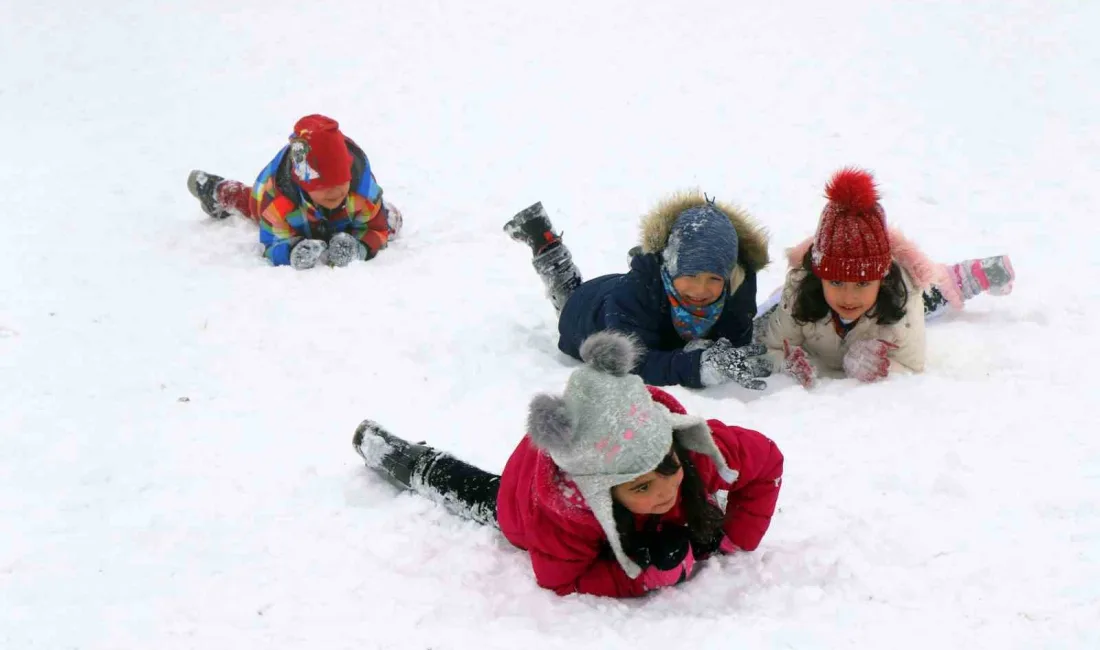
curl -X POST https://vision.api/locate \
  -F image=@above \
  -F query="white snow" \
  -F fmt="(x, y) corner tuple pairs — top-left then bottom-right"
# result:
(2, 1), (1099, 648)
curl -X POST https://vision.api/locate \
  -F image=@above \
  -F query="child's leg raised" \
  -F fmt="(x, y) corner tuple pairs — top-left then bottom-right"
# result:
(946, 256), (1014, 299)
(215, 180), (259, 222)
(504, 202), (583, 314)
(186, 170), (259, 222)
(354, 420), (500, 527)
(925, 255), (1015, 320)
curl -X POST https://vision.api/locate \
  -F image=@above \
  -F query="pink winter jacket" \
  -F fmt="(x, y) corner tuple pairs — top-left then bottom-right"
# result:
(495, 386), (784, 598)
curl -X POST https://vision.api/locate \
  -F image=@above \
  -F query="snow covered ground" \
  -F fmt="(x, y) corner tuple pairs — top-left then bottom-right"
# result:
(2, 0), (1099, 648)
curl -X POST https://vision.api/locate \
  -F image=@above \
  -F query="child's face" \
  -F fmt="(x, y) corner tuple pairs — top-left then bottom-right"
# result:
(821, 279), (882, 321)
(612, 454), (684, 516)
(306, 182), (352, 210)
(672, 272), (726, 308)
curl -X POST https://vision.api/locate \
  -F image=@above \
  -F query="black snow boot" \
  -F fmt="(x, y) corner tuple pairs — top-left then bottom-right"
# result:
(533, 243), (583, 313)
(353, 420), (432, 490)
(504, 201), (562, 255)
(186, 170), (231, 219)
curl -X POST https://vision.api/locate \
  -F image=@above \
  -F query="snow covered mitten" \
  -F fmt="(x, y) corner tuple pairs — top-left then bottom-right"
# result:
(782, 340), (817, 389)
(326, 232), (367, 267)
(629, 526), (697, 591)
(699, 339), (771, 389)
(290, 239), (328, 270)
(842, 339), (898, 382)
(186, 170), (231, 219)
(353, 420), (432, 491)
(505, 201), (563, 255)
(947, 255), (1015, 300)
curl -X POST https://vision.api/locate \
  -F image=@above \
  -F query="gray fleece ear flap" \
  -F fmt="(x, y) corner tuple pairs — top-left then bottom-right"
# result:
(664, 410), (739, 484)
(527, 394), (572, 453)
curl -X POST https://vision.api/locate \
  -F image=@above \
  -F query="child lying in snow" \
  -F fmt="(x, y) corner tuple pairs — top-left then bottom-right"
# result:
(758, 168), (1015, 387)
(186, 114), (402, 269)
(353, 331), (784, 598)
(503, 194), (772, 391)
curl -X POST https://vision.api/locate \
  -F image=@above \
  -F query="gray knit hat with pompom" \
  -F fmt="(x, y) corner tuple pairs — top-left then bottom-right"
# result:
(526, 330), (734, 578)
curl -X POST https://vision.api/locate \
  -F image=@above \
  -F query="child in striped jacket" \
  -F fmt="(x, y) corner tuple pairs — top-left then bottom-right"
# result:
(187, 114), (402, 269)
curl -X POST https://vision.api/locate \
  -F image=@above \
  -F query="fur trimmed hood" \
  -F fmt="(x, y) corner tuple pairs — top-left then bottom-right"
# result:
(639, 190), (770, 274)
(785, 228), (963, 309)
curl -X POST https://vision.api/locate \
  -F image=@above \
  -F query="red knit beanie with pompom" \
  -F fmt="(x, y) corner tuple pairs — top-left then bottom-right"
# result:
(811, 168), (892, 282)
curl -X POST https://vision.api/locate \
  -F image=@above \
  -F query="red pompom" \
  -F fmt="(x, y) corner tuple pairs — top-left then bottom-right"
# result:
(825, 167), (879, 212)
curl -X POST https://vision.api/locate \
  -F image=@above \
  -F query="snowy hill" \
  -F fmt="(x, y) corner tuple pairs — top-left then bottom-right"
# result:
(2, 1), (1098, 648)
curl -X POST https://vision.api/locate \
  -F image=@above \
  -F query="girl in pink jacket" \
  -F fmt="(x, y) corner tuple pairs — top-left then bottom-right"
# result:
(759, 168), (1014, 386)
(353, 331), (784, 598)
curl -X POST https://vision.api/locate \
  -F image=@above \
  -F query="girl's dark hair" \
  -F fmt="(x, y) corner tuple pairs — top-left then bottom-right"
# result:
(612, 440), (725, 556)
(790, 249), (909, 325)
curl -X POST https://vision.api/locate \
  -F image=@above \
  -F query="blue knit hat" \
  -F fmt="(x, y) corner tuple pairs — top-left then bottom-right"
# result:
(661, 204), (740, 279)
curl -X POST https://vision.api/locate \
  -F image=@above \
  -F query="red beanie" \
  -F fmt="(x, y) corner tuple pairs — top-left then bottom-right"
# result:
(811, 168), (892, 282)
(287, 114), (352, 191)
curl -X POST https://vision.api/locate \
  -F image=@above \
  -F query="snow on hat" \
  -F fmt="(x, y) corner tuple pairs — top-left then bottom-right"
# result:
(811, 168), (892, 282)
(288, 114), (352, 191)
(661, 203), (740, 280)
(526, 330), (734, 579)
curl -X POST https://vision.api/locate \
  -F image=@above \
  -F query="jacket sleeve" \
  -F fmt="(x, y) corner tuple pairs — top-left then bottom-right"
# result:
(524, 513), (649, 598)
(706, 421), (784, 551)
(884, 279), (927, 373)
(346, 176), (390, 258)
(529, 546), (649, 598)
(257, 189), (301, 267)
(602, 296), (706, 388)
(251, 151), (303, 267)
(759, 271), (805, 371)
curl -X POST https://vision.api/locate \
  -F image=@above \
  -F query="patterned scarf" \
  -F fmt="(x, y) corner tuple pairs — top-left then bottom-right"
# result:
(661, 266), (727, 341)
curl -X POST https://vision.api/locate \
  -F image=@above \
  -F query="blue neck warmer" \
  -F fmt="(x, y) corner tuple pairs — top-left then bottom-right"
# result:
(660, 266), (727, 341)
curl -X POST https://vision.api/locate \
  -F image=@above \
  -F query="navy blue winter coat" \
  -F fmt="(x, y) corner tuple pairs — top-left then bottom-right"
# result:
(556, 193), (770, 388)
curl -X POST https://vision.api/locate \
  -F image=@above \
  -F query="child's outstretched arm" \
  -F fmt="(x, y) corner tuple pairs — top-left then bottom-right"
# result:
(885, 286), (927, 373)
(530, 531), (696, 598)
(603, 309), (707, 387)
(529, 545), (651, 598)
(344, 176), (390, 259)
(257, 194), (301, 266)
(758, 278), (805, 372)
(706, 422), (784, 551)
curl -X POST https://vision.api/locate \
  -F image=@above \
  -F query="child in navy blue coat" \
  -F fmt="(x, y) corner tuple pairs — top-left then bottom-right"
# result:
(505, 193), (772, 390)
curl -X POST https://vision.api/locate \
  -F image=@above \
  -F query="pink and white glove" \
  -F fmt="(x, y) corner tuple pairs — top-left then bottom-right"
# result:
(843, 339), (898, 382)
(718, 536), (741, 554)
(641, 547), (696, 591)
(782, 340), (817, 389)
(631, 526), (698, 591)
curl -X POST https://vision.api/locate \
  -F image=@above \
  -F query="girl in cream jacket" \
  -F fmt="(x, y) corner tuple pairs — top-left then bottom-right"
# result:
(759, 168), (1014, 386)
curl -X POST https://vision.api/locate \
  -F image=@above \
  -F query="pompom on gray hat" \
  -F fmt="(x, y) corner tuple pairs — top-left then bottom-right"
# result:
(526, 330), (734, 578)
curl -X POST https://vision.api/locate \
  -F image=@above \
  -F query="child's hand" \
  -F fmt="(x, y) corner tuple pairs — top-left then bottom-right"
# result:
(326, 232), (367, 267)
(630, 526), (691, 570)
(686, 530), (738, 558)
(843, 339), (898, 382)
(630, 526), (697, 591)
(700, 339), (771, 389)
(783, 340), (817, 389)
(290, 239), (328, 270)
